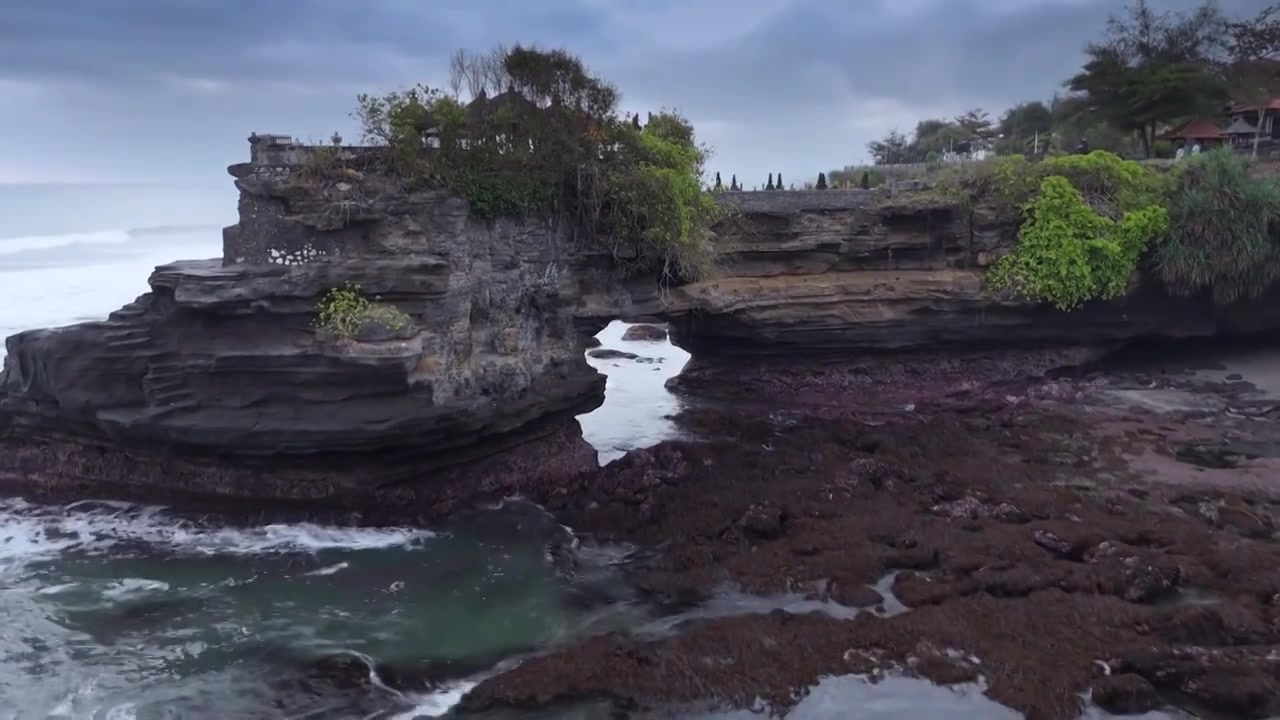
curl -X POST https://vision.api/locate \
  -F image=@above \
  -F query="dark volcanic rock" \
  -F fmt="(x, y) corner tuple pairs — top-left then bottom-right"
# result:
(587, 348), (639, 360)
(737, 504), (785, 540)
(0, 166), (610, 512)
(1091, 674), (1160, 715)
(621, 323), (668, 342)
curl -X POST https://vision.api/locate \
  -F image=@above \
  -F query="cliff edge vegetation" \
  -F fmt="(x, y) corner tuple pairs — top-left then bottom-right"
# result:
(347, 44), (719, 283)
(941, 149), (1280, 311)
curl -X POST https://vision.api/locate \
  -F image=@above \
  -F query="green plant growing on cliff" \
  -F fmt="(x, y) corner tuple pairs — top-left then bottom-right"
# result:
(297, 144), (357, 186)
(986, 176), (1168, 310)
(1154, 149), (1280, 304)
(353, 45), (721, 283)
(314, 283), (413, 341)
(939, 151), (1167, 221)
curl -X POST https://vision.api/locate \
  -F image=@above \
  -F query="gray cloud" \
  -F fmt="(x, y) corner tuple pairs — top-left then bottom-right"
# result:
(0, 0), (1269, 185)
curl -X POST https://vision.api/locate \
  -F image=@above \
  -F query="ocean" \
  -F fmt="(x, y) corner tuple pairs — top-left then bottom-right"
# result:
(0, 183), (232, 339)
(0, 184), (1040, 719)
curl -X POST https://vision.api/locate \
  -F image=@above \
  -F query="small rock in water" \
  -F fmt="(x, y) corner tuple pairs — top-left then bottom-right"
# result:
(621, 323), (668, 342)
(1091, 673), (1160, 714)
(305, 653), (375, 690)
(585, 336), (602, 349)
(588, 348), (639, 360)
(1031, 524), (1103, 561)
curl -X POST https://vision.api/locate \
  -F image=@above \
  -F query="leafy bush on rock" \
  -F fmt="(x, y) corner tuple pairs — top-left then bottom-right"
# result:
(986, 176), (1168, 310)
(315, 283), (413, 341)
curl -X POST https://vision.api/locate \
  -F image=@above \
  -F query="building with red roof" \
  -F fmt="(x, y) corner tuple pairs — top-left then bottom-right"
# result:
(1156, 117), (1227, 145)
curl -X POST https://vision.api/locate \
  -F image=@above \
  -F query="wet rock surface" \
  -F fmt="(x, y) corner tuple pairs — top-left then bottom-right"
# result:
(1091, 673), (1159, 715)
(621, 324), (669, 342)
(588, 348), (641, 360)
(460, 352), (1280, 720)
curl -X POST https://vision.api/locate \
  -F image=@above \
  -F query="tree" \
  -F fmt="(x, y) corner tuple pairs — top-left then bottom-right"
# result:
(632, 113), (643, 130)
(730, 174), (739, 191)
(860, 171), (870, 189)
(955, 108), (995, 152)
(447, 49), (467, 98)
(1043, 93), (1123, 154)
(997, 101), (1054, 155)
(766, 173), (775, 190)
(1222, 4), (1280, 157)
(816, 172), (828, 190)
(912, 118), (969, 156)
(713, 171), (723, 192)
(867, 129), (911, 164)
(1067, 0), (1228, 158)
(776, 172), (783, 189)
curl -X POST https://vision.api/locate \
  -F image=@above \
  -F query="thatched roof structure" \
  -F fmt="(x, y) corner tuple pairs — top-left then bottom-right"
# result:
(487, 88), (538, 117)
(1224, 117), (1258, 136)
(1157, 118), (1226, 142)
(466, 90), (491, 125)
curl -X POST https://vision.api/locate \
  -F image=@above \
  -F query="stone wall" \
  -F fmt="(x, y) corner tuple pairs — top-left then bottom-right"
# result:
(247, 135), (383, 168)
(224, 139), (389, 266)
(715, 189), (882, 213)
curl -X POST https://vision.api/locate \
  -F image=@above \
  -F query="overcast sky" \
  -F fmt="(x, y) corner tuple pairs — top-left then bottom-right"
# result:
(0, 0), (1268, 187)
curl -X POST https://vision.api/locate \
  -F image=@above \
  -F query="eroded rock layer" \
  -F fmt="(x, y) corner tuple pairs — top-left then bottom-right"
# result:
(0, 156), (612, 509)
(663, 192), (1280, 359)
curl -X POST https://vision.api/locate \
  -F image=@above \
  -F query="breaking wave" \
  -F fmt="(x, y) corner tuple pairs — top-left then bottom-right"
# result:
(0, 497), (435, 570)
(0, 224), (223, 256)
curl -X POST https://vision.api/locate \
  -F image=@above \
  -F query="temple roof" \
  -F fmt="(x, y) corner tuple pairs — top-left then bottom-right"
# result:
(1157, 118), (1226, 141)
(1223, 117), (1258, 135)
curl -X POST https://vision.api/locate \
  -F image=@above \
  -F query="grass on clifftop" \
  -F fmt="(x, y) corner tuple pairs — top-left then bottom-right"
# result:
(1154, 150), (1280, 304)
(937, 149), (1279, 310)
(351, 45), (720, 284)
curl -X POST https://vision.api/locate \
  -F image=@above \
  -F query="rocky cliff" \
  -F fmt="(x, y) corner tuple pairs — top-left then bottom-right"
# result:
(662, 190), (1280, 359)
(3, 145), (1280, 511)
(0, 149), (619, 513)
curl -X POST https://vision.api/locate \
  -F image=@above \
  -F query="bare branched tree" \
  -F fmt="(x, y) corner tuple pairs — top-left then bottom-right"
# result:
(483, 43), (510, 93)
(462, 51), (488, 99)
(447, 49), (467, 99)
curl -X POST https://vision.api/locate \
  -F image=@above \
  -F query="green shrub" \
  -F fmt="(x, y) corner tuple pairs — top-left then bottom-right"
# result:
(314, 283), (413, 341)
(353, 46), (721, 283)
(986, 176), (1168, 310)
(946, 151), (1167, 221)
(1154, 149), (1280, 304)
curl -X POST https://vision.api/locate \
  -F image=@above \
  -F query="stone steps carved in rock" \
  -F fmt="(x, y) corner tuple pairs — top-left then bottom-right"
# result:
(100, 326), (152, 351)
(142, 364), (193, 407)
(108, 303), (148, 319)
